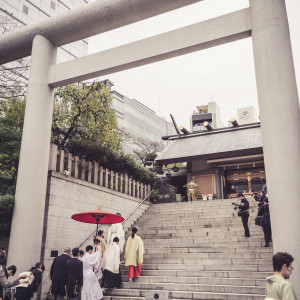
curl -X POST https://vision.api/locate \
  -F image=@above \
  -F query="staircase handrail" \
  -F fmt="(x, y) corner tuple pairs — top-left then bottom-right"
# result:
(76, 189), (153, 248)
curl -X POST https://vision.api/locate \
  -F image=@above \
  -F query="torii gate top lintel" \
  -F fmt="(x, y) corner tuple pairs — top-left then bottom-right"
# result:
(0, 0), (203, 65)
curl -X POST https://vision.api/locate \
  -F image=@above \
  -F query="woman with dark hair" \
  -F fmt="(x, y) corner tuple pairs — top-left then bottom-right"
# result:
(125, 226), (144, 283)
(0, 265), (23, 300)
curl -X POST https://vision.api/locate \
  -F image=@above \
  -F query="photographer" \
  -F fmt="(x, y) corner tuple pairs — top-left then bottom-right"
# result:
(233, 193), (250, 238)
(257, 198), (272, 247)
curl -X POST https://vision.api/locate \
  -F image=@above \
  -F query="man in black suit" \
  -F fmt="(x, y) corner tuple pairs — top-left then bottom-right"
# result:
(65, 248), (83, 300)
(50, 247), (72, 300)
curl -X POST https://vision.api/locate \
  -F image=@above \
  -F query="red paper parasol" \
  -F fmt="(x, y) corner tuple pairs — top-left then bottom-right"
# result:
(71, 207), (124, 235)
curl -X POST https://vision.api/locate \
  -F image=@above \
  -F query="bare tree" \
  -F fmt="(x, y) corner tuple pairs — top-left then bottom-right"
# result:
(119, 130), (165, 165)
(0, 11), (30, 100)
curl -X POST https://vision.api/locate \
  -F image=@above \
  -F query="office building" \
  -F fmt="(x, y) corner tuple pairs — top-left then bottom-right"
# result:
(190, 101), (224, 132)
(0, 0), (89, 63)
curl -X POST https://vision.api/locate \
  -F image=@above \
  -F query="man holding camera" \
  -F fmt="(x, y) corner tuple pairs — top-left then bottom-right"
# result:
(233, 193), (250, 238)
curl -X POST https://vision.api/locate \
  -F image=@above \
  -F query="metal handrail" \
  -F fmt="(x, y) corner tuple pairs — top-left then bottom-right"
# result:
(76, 189), (154, 248)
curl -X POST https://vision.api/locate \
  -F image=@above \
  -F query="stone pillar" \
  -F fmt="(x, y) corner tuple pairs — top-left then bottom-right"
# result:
(58, 149), (64, 173)
(250, 0), (300, 295)
(124, 174), (129, 195)
(99, 166), (104, 186)
(74, 156), (79, 178)
(115, 173), (119, 192)
(48, 144), (58, 171)
(93, 162), (98, 185)
(7, 36), (57, 272)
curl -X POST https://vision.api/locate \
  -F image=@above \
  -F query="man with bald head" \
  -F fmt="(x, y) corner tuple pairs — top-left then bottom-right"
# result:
(50, 247), (72, 300)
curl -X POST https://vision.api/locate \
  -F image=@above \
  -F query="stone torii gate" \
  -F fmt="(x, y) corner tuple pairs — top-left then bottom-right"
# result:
(0, 0), (299, 297)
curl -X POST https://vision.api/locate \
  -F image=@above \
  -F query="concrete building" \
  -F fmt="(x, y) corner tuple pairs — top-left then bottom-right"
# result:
(0, 0), (89, 63)
(190, 102), (224, 132)
(104, 80), (176, 152)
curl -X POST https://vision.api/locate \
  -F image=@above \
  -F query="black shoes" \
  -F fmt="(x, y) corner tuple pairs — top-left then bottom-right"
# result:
(264, 243), (269, 247)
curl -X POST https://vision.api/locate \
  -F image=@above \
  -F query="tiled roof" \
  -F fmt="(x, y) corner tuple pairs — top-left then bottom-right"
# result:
(156, 124), (262, 163)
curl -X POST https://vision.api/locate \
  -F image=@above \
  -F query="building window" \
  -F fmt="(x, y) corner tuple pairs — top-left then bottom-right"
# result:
(23, 5), (29, 14)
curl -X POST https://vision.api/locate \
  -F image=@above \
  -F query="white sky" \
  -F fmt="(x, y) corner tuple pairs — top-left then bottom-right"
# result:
(88, 0), (300, 129)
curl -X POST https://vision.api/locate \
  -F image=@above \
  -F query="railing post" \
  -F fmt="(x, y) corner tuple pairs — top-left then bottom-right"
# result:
(132, 180), (136, 198)
(141, 183), (144, 199)
(99, 166), (104, 187)
(115, 172), (119, 191)
(81, 158), (86, 180)
(87, 161), (92, 183)
(59, 149), (64, 173)
(104, 168), (109, 188)
(74, 156), (79, 178)
(120, 175), (124, 193)
(93, 162), (98, 185)
(48, 144), (58, 171)
(136, 182), (140, 199)
(128, 177), (132, 196)
(67, 153), (72, 176)
(125, 174), (128, 195)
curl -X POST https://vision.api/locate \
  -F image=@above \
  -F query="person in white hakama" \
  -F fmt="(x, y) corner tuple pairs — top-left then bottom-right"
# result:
(107, 213), (125, 253)
(81, 245), (103, 300)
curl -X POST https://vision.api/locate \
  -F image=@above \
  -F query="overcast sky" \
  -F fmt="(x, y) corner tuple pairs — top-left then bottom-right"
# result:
(88, 0), (300, 129)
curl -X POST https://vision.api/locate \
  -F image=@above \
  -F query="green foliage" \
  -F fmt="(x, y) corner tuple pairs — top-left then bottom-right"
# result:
(52, 82), (119, 152)
(150, 189), (159, 203)
(165, 162), (186, 169)
(65, 139), (157, 186)
(0, 99), (25, 196)
(0, 194), (14, 236)
(0, 98), (25, 236)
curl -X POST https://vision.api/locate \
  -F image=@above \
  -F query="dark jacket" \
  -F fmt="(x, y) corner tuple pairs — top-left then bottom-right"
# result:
(50, 254), (71, 296)
(65, 258), (83, 298)
(29, 267), (42, 297)
(238, 198), (249, 213)
(257, 203), (270, 220)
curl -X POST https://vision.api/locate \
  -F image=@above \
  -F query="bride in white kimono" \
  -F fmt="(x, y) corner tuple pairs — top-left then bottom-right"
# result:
(81, 244), (103, 300)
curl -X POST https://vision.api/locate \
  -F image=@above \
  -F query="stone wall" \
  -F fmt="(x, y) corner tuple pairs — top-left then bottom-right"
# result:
(40, 170), (151, 299)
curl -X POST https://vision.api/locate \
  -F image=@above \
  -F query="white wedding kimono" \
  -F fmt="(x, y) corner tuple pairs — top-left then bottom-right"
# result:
(107, 223), (125, 252)
(81, 251), (103, 300)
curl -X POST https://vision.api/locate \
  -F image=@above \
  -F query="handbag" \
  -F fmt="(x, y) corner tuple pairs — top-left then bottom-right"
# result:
(255, 216), (264, 226)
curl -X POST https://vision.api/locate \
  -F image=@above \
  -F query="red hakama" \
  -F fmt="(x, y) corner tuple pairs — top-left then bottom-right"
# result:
(127, 264), (142, 278)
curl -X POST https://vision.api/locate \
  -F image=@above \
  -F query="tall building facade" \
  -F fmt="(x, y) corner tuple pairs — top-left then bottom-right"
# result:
(0, 0), (89, 63)
(105, 80), (176, 152)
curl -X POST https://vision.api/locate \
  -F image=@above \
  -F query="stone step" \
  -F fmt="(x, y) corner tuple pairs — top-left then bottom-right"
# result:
(121, 282), (266, 294)
(133, 269), (272, 280)
(125, 275), (266, 287)
(104, 288), (265, 299)
(121, 263), (272, 272)
(117, 200), (270, 299)
(143, 248), (272, 257)
(141, 257), (272, 266)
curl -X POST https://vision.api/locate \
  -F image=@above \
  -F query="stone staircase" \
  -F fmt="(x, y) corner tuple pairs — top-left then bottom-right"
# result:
(104, 198), (273, 299)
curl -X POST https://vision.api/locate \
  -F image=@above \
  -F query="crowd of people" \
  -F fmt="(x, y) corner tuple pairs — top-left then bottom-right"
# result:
(49, 224), (143, 300)
(1, 200), (297, 300)
(233, 189), (272, 247)
(0, 249), (45, 300)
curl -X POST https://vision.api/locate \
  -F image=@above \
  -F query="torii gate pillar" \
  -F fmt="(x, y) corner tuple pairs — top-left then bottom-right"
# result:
(251, 0), (300, 294)
(7, 35), (57, 271)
